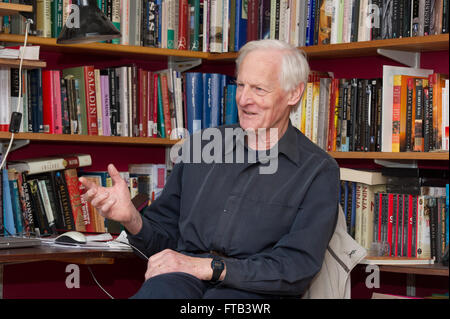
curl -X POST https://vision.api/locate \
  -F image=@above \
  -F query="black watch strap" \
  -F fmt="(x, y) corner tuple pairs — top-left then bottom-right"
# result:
(210, 257), (225, 282)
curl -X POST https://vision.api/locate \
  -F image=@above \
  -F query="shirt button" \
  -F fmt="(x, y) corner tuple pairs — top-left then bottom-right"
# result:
(223, 209), (227, 213)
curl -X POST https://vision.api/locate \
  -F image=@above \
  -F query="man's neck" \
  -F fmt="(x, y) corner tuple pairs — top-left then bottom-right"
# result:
(245, 122), (289, 151)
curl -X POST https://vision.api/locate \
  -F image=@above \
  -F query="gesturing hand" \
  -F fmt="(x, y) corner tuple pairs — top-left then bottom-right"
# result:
(79, 163), (142, 234)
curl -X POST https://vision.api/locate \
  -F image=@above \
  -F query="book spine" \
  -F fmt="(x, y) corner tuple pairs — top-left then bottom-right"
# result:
(178, 0), (189, 49)
(413, 78), (425, 151)
(405, 77), (414, 151)
(392, 75), (402, 152)
(82, 66), (99, 135)
(209, 0), (223, 52)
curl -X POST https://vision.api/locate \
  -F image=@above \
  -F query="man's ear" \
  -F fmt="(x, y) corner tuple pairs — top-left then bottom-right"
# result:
(287, 82), (305, 106)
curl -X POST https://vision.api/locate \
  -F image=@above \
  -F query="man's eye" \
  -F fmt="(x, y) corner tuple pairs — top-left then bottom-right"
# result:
(254, 87), (267, 95)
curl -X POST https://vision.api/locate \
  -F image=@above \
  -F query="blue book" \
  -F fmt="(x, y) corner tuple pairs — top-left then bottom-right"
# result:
(9, 178), (23, 235)
(2, 168), (16, 236)
(156, 0), (162, 47)
(350, 181), (357, 237)
(210, 73), (223, 128)
(305, 0), (316, 46)
(235, 0), (248, 51)
(343, 181), (349, 220)
(185, 72), (203, 135)
(259, 0), (271, 39)
(225, 84), (238, 124)
(203, 73), (212, 129)
(446, 184), (449, 247)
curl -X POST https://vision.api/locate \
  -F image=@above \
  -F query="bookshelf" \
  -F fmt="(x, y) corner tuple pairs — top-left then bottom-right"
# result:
(0, 1), (448, 299)
(0, 33), (448, 62)
(0, 2), (31, 17)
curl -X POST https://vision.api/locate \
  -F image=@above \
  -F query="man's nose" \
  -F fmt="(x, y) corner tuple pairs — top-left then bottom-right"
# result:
(237, 85), (253, 105)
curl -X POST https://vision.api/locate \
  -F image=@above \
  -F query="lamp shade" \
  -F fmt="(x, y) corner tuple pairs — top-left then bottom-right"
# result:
(57, 0), (121, 44)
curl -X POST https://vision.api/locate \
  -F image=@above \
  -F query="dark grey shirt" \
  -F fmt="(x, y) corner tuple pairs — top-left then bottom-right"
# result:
(128, 122), (340, 296)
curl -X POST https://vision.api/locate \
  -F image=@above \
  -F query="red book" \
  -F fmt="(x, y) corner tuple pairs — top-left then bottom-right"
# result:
(178, 0), (189, 50)
(153, 72), (159, 137)
(42, 70), (63, 134)
(147, 71), (154, 137)
(387, 193), (394, 255)
(327, 78), (339, 151)
(247, 0), (260, 41)
(139, 69), (148, 137)
(160, 73), (172, 138)
(84, 66), (99, 135)
(64, 168), (87, 232)
(377, 193), (383, 242)
(407, 194), (414, 257)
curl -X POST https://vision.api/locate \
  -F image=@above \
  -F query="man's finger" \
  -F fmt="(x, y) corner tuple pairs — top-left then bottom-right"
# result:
(79, 176), (95, 191)
(108, 163), (123, 186)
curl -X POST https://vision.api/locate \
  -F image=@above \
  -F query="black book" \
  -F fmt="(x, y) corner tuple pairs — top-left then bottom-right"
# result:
(350, 79), (359, 151)
(403, 0), (412, 37)
(27, 179), (52, 237)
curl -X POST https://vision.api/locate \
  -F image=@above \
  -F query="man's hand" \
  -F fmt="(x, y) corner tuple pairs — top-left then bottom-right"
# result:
(145, 249), (225, 282)
(79, 163), (142, 235)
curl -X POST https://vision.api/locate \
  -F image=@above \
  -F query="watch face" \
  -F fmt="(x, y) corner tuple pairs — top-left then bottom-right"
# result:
(212, 259), (224, 270)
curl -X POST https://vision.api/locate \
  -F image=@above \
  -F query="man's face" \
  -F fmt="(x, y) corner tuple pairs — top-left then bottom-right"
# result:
(236, 49), (297, 136)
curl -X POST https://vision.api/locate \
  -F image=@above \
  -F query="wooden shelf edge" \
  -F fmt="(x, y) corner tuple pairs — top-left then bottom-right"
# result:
(0, 58), (46, 69)
(328, 151), (449, 160)
(2, 34), (448, 61)
(0, 132), (180, 146)
(0, 3), (32, 16)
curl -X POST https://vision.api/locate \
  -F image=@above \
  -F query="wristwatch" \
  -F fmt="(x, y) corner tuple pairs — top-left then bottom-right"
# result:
(210, 257), (225, 282)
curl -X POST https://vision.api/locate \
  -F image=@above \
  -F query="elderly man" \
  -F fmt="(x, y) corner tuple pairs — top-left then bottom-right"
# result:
(80, 39), (340, 299)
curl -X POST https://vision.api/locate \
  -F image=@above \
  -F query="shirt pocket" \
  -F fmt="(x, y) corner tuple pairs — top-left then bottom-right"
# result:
(227, 195), (298, 256)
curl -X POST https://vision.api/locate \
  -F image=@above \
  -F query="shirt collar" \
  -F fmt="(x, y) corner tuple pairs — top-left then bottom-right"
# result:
(223, 121), (300, 167)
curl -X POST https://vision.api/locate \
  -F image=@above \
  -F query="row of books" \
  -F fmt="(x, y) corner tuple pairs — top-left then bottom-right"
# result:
(1, 154), (167, 236)
(2, 1), (449, 53)
(339, 167), (449, 263)
(290, 66), (449, 153)
(0, 65), (239, 138)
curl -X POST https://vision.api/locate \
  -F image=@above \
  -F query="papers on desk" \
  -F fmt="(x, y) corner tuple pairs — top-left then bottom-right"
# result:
(40, 231), (132, 251)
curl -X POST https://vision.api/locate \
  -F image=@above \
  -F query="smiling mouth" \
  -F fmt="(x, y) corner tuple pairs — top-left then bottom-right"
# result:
(243, 110), (257, 116)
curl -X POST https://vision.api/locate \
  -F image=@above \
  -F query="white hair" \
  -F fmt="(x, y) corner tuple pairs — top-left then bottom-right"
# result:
(235, 39), (310, 93)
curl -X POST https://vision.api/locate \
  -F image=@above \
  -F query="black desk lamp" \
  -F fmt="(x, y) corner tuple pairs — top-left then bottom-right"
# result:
(56, 0), (121, 44)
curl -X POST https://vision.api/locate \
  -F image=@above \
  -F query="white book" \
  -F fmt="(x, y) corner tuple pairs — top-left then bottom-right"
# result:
(0, 46), (40, 60)
(120, 0), (130, 45)
(37, 180), (55, 227)
(297, 0), (307, 46)
(381, 65), (433, 152)
(202, 0), (210, 52)
(94, 69), (103, 136)
(209, 0), (223, 53)
(222, 0), (229, 52)
(342, 0), (352, 43)
(8, 154), (92, 175)
(118, 66), (129, 137)
(330, 0), (340, 44)
(339, 167), (387, 185)
(360, 257), (434, 265)
(0, 67), (11, 131)
(279, 0), (288, 42)
(304, 82), (314, 140)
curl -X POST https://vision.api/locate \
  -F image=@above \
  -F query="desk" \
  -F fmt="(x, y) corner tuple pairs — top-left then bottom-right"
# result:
(0, 245), (138, 265)
(0, 247), (144, 299)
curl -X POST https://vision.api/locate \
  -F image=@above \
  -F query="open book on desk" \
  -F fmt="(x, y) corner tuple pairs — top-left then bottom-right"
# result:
(40, 231), (132, 252)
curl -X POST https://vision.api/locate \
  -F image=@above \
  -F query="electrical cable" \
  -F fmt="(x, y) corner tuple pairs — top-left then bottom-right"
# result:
(87, 266), (115, 299)
(0, 19), (32, 171)
(87, 240), (149, 299)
